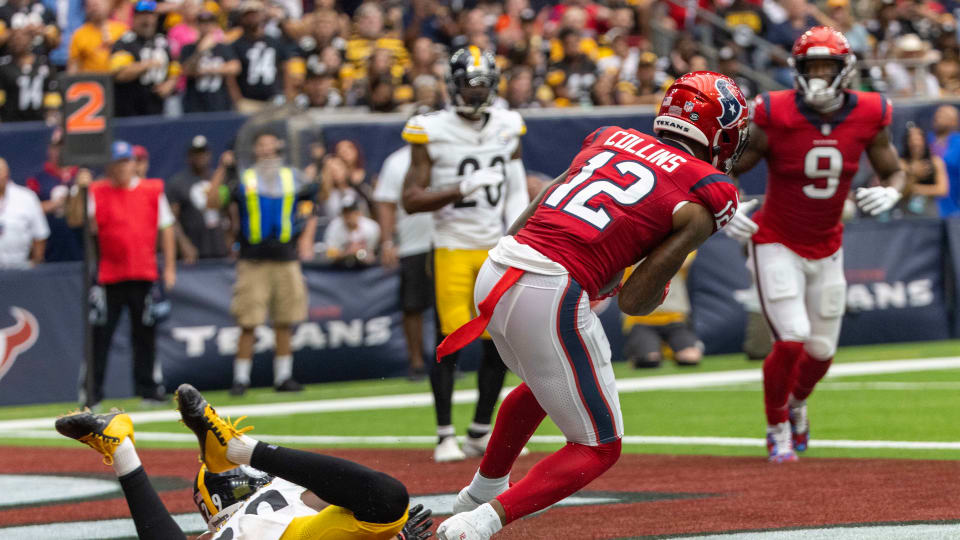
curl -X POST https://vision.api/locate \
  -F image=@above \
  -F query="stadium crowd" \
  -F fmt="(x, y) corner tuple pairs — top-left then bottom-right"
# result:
(0, 0), (958, 123)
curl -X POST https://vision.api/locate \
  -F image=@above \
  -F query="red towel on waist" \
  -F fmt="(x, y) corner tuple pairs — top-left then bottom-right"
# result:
(436, 266), (525, 361)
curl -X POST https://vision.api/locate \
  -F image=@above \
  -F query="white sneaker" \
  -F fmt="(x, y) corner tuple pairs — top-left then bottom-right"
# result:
(463, 432), (531, 458)
(453, 485), (487, 514)
(434, 436), (466, 463)
(437, 513), (489, 540)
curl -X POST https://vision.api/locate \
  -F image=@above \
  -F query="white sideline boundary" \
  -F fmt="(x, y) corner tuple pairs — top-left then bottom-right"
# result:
(4, 430), (960, 451)
(1, 356), (959, 433)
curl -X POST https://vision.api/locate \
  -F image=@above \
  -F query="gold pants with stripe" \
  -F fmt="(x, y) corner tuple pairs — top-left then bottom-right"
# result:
(434, 248), (491, 338)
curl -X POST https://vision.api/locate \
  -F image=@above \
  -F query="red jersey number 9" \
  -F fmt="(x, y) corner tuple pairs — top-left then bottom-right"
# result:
(802, 146), (843, 199)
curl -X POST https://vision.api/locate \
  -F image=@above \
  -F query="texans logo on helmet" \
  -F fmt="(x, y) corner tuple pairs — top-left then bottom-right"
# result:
(715, 79), (743, 128)
(0, 307), (39, 382)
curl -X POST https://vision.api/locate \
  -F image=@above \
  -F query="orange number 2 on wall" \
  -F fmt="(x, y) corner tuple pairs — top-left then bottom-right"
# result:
(65, 82), (106, 134)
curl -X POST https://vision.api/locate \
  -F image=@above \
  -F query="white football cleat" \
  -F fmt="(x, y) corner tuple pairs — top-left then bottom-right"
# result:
(463, 432), (531, 458)
(437, 514), (488, 540)
(434, 436), (466, 463)
(452, 485), (487, 514)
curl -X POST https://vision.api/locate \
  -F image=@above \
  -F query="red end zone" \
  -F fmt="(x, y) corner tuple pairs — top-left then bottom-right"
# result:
(2, 446), (959, 538)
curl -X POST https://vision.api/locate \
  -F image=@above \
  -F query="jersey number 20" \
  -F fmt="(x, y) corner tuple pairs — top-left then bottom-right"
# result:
(803, 147), (843, 199)
(544, 150), (656, 230)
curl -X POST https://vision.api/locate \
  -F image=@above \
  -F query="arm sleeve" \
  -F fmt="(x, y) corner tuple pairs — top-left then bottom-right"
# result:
(158, 193), (175, 229)
(371, 149), (407, 203)
(29, 192), (51, 240)
(503, 158), (529, 225)
(689, 173), (740, 232)
(401, 116), (429, 144)
(751, 93), (770, 129)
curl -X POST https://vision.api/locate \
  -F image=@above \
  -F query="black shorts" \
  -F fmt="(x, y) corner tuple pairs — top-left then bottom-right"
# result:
(399, 252), (434, 313)
(624, 322), (699, 358)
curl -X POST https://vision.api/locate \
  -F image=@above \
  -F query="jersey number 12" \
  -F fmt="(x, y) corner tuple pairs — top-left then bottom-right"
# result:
(544, 150), (656, 230)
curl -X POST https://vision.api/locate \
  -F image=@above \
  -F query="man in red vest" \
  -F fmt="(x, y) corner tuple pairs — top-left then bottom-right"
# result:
(68, 140), (177, 408)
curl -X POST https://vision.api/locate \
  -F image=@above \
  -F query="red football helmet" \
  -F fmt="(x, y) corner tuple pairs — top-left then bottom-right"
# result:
(789, 26), (856, 113)
(653, 71), (749, 174)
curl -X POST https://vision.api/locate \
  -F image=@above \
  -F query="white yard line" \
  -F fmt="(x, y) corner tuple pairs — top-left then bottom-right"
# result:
(2, 356), (959, 432)
(5, 430), (960, 451)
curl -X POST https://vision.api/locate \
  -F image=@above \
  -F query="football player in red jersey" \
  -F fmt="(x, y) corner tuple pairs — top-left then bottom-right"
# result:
(431, 71), (749, 540)
(727, 27), (905, 463)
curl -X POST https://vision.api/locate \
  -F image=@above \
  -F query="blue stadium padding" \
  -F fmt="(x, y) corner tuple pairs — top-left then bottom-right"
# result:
(945, 218), (960, 337)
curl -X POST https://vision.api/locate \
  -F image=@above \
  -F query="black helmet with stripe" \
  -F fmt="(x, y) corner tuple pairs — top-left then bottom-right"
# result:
(447, 46), (499, 117)
(193, 464), (273, 531)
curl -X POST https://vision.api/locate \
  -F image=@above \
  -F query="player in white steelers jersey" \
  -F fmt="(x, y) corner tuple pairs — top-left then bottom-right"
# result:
(55, 384), (435, 540)
(402, 46), (530, 462)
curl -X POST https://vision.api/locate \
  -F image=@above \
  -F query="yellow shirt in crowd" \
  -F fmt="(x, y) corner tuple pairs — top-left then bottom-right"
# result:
(69, 21), (129, 72)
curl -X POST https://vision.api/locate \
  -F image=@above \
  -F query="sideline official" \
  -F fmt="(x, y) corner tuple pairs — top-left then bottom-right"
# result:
(208, 132), (317, 395)
(67, 141), (176, 408)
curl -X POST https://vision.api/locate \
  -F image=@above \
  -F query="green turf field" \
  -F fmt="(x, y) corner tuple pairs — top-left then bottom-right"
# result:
(2, 340), (959, 460)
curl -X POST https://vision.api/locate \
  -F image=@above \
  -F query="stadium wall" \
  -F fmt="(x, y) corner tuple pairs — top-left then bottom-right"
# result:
(0, 219), (956, 406)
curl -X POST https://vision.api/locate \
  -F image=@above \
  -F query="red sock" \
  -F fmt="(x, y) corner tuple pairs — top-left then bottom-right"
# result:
(792, 354), (832, 402)
(479, 383), (547, 479)
(763, 341), (804, 425)
(496, 439), (621, 523)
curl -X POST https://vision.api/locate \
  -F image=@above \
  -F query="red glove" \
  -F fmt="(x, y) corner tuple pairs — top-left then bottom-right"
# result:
(660, 280), (671, 305)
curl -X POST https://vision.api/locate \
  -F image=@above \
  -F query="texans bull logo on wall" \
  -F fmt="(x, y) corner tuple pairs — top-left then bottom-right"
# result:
(0, 307), (39, 382)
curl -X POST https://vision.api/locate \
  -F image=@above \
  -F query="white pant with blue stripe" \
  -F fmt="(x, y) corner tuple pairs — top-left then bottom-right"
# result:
(475, 259), (624, 446)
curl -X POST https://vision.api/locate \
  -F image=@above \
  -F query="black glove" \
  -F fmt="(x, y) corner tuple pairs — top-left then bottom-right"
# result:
(397, 504), (433, 540)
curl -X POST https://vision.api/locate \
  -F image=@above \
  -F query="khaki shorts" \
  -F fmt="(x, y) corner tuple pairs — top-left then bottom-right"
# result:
(231, 260), (308, 327)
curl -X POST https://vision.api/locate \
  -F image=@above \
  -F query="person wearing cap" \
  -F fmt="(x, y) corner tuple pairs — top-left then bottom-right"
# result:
(0, 157), (49, 269)
(615, 50), (673, 105)
(66, 140), (176, 408)
(24, 129), (81, 262)
(323, 195), (380, 267)
(110, 0), (181, 116)
(133, 145), (150, 177)
(207, 131), (318, 395)
(228, 0), (304, 112)
(180, 10), (240, 113)
(297, 66), (343, 109)
(166, 135), (228, 260)
(0, 28), (61, 123)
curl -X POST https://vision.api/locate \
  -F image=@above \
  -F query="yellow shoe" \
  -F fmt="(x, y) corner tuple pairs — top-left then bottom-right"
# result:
(175, 383), (253, 473)
(55, 409), (135, 465)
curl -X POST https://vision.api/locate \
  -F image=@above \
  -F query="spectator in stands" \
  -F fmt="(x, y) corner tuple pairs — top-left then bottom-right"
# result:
(898, 124), (948, 217)
(0, 0), (59, 56)
(617, 50), (671, 105)
(207, 132), (317, 396)
(67, 141), (175, 408)
(167, 136), (228, 261)
(666, 33), (698, 79)
(344, 3), (408, 82)
(0, 28), (60, 123)
(930, 104), (959, 158)
(297, 8), (346, 79)
(717, 0), (765, 55)
(110, 0), (179, 117)
(229, 0), (302, 112)
(933, 57), (960, 95)
(596, 29), (638, 82)
(765, 0), (818, 87)
(451, 8), (489, 50)
(885, 33), (941, 98)
(24, 130), (80, 262)
(42, 0), (84, 68)
(373, 144), (432, 380)
(930, 105), (960, 217)
(826, 0), (870, 59)
(622, 253), (702, 368)
(717, 45), (755, 98)
(167, 0), (203, 60)
(299, 67), (343, 108)
(0, 157), (48, 269)
(67, 0), (127, 73)
(505, 66), (540, 109)
(403, 0), (456, 46)
(323, 196), (379, 266)
(320, 154), (367, 218)
(181, 10), (240, 113)
(407, 36), (441, 80)
(133, 145), (150, 177)
(406, 73), (443, 114)
(867, 0), (908, 59)
(547, 27), (597, 106)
